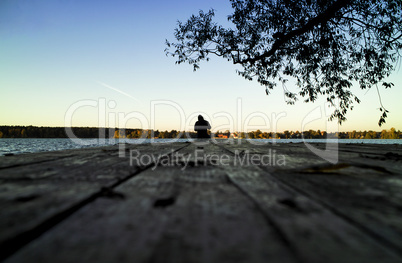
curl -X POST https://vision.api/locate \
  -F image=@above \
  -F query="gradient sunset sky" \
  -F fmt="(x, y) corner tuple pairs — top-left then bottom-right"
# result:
(1, 0), (401, 133)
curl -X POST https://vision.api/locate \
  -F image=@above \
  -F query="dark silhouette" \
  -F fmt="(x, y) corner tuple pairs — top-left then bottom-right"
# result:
(166, 0), (402, 126)
(194, 115), (211, 138)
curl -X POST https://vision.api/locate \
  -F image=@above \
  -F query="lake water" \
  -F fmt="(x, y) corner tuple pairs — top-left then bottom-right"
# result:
(0, 138), (401, 156)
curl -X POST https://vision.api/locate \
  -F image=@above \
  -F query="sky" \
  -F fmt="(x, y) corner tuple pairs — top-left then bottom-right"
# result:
(1, 0), (401, 133)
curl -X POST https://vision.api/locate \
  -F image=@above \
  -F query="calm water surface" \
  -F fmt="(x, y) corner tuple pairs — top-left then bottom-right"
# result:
(0, 138), (401, 156)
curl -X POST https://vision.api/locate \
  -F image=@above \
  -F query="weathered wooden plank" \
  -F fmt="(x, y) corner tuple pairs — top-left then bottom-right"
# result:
(221, 141), (402, 208)
(0, 142), (189, 261)
(0, 143), (188, 180)
(338, 143), (402, 156)
(172, 142), (401, 262)
(146, 160), (296, 263)
(220, 141), (402, 175)
(220, 142), (402, 256)
(2, 141), (402, 263)
(0, 144), (118, 169)
(4, 161), (297, 263)
(222, 164), (400, 263)
(264, 169), (402, 254)
(4, 167), (178, 263)
(0, 151), (74, 169)
(283, 143), (402, 176)
(217, 141), (330, 170)
(211, 142), (402, 262)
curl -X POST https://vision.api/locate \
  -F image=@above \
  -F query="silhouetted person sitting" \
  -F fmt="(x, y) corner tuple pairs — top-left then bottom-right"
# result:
(194, 115), (211, 138)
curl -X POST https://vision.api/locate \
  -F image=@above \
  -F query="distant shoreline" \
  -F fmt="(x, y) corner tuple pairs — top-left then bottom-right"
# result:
(0, 125), (400, 139)
(1, 138), (402, 157)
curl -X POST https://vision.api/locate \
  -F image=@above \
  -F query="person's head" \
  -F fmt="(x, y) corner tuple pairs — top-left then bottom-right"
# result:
(198, 115), (204, 121)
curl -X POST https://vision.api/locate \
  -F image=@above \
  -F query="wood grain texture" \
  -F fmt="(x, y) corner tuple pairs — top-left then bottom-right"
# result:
(5, 165), (296, 263)
(0, 142), (188, 260)
(1, 140), (402, 263)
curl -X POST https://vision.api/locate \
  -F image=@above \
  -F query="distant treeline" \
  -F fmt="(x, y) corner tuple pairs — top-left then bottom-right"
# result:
(0, 126), (400, 139)
(0, 126), (197, 139)
(226, 128), (401, 139)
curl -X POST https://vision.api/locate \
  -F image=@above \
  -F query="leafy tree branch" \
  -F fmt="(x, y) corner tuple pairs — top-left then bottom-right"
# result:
(165, 0), (402, 125)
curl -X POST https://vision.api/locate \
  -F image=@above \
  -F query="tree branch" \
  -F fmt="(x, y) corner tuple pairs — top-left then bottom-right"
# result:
(237, 0), (353, 65)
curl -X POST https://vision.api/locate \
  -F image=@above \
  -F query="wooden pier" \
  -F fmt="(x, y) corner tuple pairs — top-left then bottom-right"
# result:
(1, 141), (402, 263)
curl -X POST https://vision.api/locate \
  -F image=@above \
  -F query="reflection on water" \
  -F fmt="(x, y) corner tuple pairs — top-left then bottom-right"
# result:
(0, 138), (401, 156)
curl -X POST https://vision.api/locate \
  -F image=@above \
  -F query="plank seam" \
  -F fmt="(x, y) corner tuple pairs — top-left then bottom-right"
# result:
(218, 143), (402, 260)
(0, 143), (191, 262)
(262, 168), (402, 258)
(0, 155), (75, 171)
(224, 172), (303, 263)
(216, 144), (302, 263)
